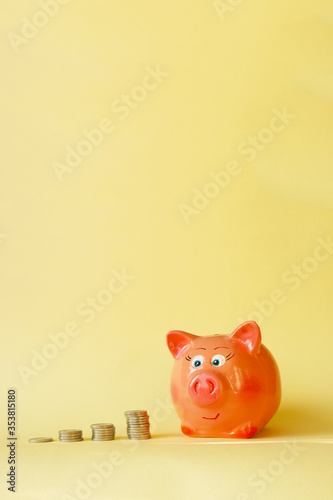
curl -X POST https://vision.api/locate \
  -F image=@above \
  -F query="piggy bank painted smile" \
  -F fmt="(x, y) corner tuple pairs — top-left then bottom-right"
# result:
(166, 321), (281, 438)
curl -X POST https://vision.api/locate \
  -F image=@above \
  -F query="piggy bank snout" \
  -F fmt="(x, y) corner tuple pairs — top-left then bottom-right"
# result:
(188, 373), (222, 406)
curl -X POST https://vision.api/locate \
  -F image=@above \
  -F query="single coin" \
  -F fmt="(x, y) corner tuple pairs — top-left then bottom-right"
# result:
(59, 435), (83, 439)
(59, 429), (82, 432)
(126, 420), (149, 424)
(127, 426), (150, 430)
(29, 437), (53, 443)
(127, 424), (149, 428)
(91, 433), (115, 436)
(90, 423), (114, 428)
(92, 437), (115, 441)
(91, 430), (114, 433)
(127, 430), (151, 434)
(92, 428), (115, 432)
(59, 438), (83, 442)
(92, 435), (115, 438)
(128, 436), (151, 440)
(125, 411), (147, 415)
(127, 432), (151, 437)
(126, 415), (149, 419)
(59, 433), (82, 437)
(59, 433), (82, 436)
(59, 432), (82, 435)
(125, 415), (149, 419)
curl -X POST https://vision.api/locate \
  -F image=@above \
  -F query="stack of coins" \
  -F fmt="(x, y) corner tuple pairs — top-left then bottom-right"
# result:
(58, 429), (83, 442)
(125, 410), (151, 440)
(91, 423), (115, 441)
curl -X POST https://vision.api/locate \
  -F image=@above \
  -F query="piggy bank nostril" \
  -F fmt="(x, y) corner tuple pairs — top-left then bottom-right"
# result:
(194, 381), (200, 395)
(208, 380), (215, 394)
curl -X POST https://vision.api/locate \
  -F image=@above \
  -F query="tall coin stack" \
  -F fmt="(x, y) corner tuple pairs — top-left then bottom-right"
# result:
(125, 410), (151, 440)
(58, 429), (83, 442)
(91, 423), (115, 441)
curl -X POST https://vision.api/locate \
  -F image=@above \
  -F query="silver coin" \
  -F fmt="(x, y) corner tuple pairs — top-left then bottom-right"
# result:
(127, 432), (151, 436)
(92, 436), (115, 440)
(91, 433), (115, 437)
(59, 432), (82, 437)
(128, 436), (151, 440)
(59, 436), (83, 439)
(59, 431), (82, 434)
(91, 430), (114, 433)
(92, 428), (115, 432)
(128, 432), (151, 436)
(128, 434), (151, 439)
(127, 426), (149, 430)
(92, 437), (115, 441)
(91, 437), (114, 441)
(125, 412), (149, 418)
(92, 433), (115, 436)
(125, 415), (149, 419)
(29, 437), (53, 443)
(59, 438), (83, 441)
(58, 432), (82, 435)
(93, 433), (115, 436)
(125, 411), (147, 416)
(92, 429), (115, 433)
(127, 430), (149, 434)
(127, 423), (149, 426)
(127, 423), (150, 427)
(59, 438), (83, 442)
(92, 429), (115, 432)
(125, 416), (148, 420)
(90, 424), (114, 428)
(59, 437), (83, 440)
(127, 430), (149, 433)
(127, 421), (149, 424)
(59, 433), (82, 436)
(59, 429), (82, 433)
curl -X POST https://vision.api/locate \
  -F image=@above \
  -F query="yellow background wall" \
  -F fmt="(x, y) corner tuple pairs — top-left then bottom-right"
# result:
(1, 0), (333, 442)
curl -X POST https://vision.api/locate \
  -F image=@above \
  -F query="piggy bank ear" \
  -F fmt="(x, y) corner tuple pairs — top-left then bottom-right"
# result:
(229, 321), (261, 353)
(166, 330), (197, 359)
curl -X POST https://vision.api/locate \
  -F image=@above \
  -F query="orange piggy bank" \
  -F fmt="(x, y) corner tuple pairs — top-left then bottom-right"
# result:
(166, 321), (281, 438)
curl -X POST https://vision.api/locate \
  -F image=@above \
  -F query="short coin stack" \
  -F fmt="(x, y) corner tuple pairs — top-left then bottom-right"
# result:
(58, 429), (83, 442)
(125, 410), (151, 440)
(91, 423), (115, 441)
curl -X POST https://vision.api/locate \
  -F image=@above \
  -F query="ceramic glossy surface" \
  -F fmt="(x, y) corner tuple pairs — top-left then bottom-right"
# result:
(167, 321), (281, 438)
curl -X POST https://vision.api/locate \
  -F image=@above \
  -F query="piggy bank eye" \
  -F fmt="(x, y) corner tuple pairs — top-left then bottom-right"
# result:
(211, 354), (225, 367)
(191, 355), (204, 369)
